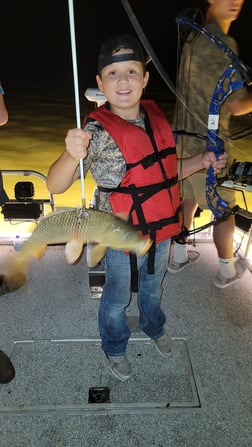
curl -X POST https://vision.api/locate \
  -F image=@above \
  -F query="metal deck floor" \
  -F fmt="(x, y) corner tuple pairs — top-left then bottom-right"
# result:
(0, 242), (251, 446)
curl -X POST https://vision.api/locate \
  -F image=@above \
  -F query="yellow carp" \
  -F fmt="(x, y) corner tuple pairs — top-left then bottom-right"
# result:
(0, 207), (152, 295)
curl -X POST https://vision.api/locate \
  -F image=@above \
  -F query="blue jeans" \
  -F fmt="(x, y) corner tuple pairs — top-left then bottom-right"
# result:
(99, 239), (171, 357)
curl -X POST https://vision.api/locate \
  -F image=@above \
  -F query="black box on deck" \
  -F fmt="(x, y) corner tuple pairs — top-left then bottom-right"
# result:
(1, 201), (42, 220)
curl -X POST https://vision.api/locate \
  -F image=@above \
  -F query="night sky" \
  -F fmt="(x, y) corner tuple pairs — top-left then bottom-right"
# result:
(1, 0), (251, 100)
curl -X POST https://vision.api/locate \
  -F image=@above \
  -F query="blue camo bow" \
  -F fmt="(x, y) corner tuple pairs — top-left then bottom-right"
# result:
(205, 66), (243, 218)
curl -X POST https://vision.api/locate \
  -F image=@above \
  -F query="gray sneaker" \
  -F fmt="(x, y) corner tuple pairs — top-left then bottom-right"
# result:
(108, 356), (131, 382)
(214, 257), (247, 289)
(168, 250), (200, 274)
(153, 333), (172, 357)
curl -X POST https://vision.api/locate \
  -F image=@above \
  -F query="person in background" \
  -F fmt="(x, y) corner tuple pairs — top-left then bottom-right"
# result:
(0, 81), (9, 205)
(0, 82), (8, 124)
(0, 80), (15, 384)
(47, 34), (228, 382)
(168, 0), (252, 288)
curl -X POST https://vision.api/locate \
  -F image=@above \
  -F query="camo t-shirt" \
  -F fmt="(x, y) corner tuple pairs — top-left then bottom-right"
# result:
(81, 115), (146, 213)
(174, 22), (246, 161)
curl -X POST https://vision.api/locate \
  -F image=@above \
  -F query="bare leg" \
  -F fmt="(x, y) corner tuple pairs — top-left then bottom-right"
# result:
(213, 213), (247, 286)
(182, 198), (199, 240)
(169, 198), (200, 267)
(213, 215), (235, 259)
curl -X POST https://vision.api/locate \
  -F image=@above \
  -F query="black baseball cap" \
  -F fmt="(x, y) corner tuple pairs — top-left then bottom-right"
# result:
(98, 34), (147, 74)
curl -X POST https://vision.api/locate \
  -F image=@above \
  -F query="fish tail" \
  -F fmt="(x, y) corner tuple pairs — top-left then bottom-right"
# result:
(0, 272), (26, 296)
(19, 237), (47, 258)
(6, 251), (28, 277)
(0, 252), (27, 296)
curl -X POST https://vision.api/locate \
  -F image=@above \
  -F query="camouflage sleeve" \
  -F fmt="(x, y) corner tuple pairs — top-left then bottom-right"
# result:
(82, 119), (126, 188)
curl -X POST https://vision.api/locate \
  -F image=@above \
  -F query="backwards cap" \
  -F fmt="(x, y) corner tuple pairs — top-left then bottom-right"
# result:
(98, 34), (147, 73)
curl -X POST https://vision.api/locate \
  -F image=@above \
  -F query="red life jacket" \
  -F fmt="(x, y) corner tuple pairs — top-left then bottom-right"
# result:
(86, 100), (182, 243)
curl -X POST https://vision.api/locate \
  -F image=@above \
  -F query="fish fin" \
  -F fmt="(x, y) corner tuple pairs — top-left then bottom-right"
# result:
(114, 211), (129, 221)
(86, 243), (107, 267)
(137, 237), (153, 256)
(29, 245), (47, 259)
(65, 240), (83, 264)
(3, 252), (28, 291)
(6, 244), (46, 278)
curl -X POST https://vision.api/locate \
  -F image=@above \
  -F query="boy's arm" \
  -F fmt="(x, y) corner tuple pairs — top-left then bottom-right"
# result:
(46, 150), (80, 193)
(46, 128), (92, 194)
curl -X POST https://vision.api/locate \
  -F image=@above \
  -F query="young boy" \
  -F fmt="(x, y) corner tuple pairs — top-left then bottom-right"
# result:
(47, 34), (228, 381)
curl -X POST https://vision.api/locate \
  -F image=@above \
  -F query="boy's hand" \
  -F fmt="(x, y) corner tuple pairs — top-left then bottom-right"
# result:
(65, 129), (92, 161)
(202, 151), (229, 174)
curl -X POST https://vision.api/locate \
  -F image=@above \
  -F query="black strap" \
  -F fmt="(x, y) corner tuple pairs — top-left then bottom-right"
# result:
(147, 231), (156, 275)
(129, 253), (139, 292)
(98, 177), (178, 196)
(126, 146), (176, 170)
(132, 208), (181, 234)
(143, 109), (170, 183)
(129, 232), (156, 294)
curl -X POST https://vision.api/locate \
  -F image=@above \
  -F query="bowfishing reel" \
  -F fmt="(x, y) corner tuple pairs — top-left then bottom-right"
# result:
(218, 160), (252, 188)
(227, 160), (252, 186)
